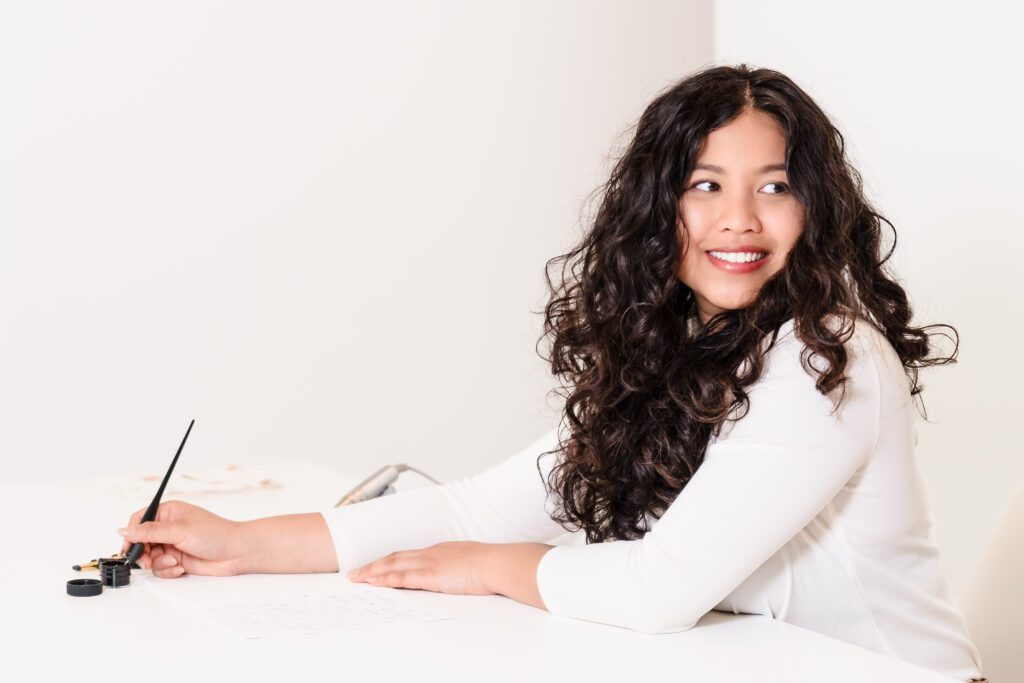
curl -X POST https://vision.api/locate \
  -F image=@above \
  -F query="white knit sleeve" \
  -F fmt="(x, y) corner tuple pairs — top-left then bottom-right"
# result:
(535, 327), (883, 634)
(319, 424), (569, 573)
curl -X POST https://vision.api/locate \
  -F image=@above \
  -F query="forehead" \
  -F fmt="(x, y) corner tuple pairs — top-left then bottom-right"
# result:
(695, 109), (787, 165)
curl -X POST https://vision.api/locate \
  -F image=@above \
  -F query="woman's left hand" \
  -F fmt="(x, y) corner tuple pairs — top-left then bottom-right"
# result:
(345, 541), (554, 606)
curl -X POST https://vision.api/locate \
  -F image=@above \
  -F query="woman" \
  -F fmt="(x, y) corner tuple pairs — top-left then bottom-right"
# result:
(118, 64), (986, 682)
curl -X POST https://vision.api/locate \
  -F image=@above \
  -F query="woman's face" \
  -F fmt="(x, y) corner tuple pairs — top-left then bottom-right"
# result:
(676, 109), (805, 325)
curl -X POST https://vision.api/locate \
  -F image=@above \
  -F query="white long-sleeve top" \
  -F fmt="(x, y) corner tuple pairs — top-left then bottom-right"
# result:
(320, 317), (984, 682)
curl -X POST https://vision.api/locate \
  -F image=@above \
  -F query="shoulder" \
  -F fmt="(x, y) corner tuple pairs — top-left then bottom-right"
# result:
(753, 314), (895, 411)
(717, 314), (886, 455)
(765, 314), (892, 369)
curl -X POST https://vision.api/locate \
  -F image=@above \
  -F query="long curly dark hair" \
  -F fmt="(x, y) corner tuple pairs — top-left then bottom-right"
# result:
(534, 63), (959, 544)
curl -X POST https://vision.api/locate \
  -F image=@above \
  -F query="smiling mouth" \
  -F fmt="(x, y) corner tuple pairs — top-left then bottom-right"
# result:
(706, 250), (769, 264)
(705, 250), (770, 273)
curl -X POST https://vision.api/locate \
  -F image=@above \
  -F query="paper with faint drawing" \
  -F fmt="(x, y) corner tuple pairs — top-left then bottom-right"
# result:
(136, 566), (453, 640)
(153, 587), (451, 640)
(199, 591), (452, 640)
(108, 464), (282, 500)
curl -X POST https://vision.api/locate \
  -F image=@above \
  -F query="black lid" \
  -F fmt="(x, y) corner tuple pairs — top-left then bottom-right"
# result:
(67, 578), (103, 597)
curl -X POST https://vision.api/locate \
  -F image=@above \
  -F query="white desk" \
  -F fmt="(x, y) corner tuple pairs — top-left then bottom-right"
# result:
(1, 461), (959, 682)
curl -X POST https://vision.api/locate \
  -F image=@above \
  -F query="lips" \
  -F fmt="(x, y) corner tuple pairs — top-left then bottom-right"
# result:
(705, 250), (770, 274)
(706, 246), (769, 254)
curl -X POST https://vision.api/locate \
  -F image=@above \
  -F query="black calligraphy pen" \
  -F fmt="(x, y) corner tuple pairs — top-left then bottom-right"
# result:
(124, 419), (195, 565)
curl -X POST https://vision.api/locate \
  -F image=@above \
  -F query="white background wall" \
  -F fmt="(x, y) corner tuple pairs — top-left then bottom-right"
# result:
(0, 3), (711, 483)
(4, 0), (1015, 602)
(715, 0), (1024, 596)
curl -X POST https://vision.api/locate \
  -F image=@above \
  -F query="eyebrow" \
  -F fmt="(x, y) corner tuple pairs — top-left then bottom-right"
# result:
(693, 163), (787, 174)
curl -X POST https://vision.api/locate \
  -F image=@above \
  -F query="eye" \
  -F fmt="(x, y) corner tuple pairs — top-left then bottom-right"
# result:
(691, 180), (719, 192)
(761, 182), (790, 195)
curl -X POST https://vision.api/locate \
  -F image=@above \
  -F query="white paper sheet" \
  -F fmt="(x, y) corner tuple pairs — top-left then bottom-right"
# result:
(196, 591), (452, 640)
(136, 573), (454, 640)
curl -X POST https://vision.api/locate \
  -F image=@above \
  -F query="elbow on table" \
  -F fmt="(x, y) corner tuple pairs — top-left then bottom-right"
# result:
(626, 614), (700, 634)
(626, 611), (702, 635)
(551, 598), (703, 635)
(621, 583), (708, 634)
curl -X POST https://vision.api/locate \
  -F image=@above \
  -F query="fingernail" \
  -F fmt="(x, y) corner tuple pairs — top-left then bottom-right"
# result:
(345, 570), (354, 578)
(117, 528), (129, 536)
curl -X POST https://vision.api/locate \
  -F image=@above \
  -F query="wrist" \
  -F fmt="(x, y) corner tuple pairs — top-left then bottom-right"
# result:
(480, 543), (507, 595)
(228, 513), (338, 575)
(483, 542), (554, 610)
(230, 519), (259, 575)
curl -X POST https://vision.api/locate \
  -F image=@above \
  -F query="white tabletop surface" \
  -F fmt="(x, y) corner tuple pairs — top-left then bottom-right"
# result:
(0, 461), (960, 682)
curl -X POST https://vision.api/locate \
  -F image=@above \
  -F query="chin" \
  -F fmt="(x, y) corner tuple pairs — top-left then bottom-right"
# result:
(711, 290), (755, 306)
(707, 296), (756, 316)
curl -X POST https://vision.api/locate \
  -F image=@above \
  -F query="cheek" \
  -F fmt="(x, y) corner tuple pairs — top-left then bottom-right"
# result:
(773, 203), (806, 243)
(675, 231), (705, 284)
(679, 200), (709, 232)
(677, 203), (711, 255)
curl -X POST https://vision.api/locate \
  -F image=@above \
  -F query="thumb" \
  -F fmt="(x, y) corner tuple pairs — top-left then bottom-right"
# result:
(118, 520), (186, 546)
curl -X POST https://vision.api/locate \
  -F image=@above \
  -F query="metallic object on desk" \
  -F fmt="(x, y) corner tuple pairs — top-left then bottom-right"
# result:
(334, 464), (441, 507)
(72, 553), (139, 572)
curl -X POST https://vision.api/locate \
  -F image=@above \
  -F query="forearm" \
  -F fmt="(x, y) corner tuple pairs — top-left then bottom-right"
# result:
(237, 512), (338, 574)
(485, 542), (555, 611)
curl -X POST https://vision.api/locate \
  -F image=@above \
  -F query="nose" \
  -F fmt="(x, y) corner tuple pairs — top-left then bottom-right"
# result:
(719, 191), (762, 233)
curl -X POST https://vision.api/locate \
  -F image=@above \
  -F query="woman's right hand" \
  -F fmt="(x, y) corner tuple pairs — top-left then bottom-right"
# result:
(118, 500), (247, 578)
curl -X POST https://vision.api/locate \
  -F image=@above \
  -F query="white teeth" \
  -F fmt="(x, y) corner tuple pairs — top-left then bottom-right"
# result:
(709, 251), (767, 263)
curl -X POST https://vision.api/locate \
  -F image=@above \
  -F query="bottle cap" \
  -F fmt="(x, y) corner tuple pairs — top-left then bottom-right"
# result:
(67, 578), (103, 597)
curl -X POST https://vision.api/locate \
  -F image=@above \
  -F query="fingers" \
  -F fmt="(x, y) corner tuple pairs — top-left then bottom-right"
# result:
(117, 502), (194, 573)
(123, 500), (189, 532)
(150, 551), (186, 579)
(118, 520), (186, 546)
(344, 542), (494, 596)
(354, 563), (436, 591)
(359, 572), (418, 589)
(118, 538), (149, 559)
(142, 543), (165, 570)
(153, 500), (191, 521)
(135, 544), (185, 577)
(120, 501), (189, 552)
(348, 551), (423, 583)
(119, 507), (147, 555)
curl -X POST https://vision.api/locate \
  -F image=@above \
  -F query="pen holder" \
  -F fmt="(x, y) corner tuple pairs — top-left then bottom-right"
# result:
(99, 558), (131, 588)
